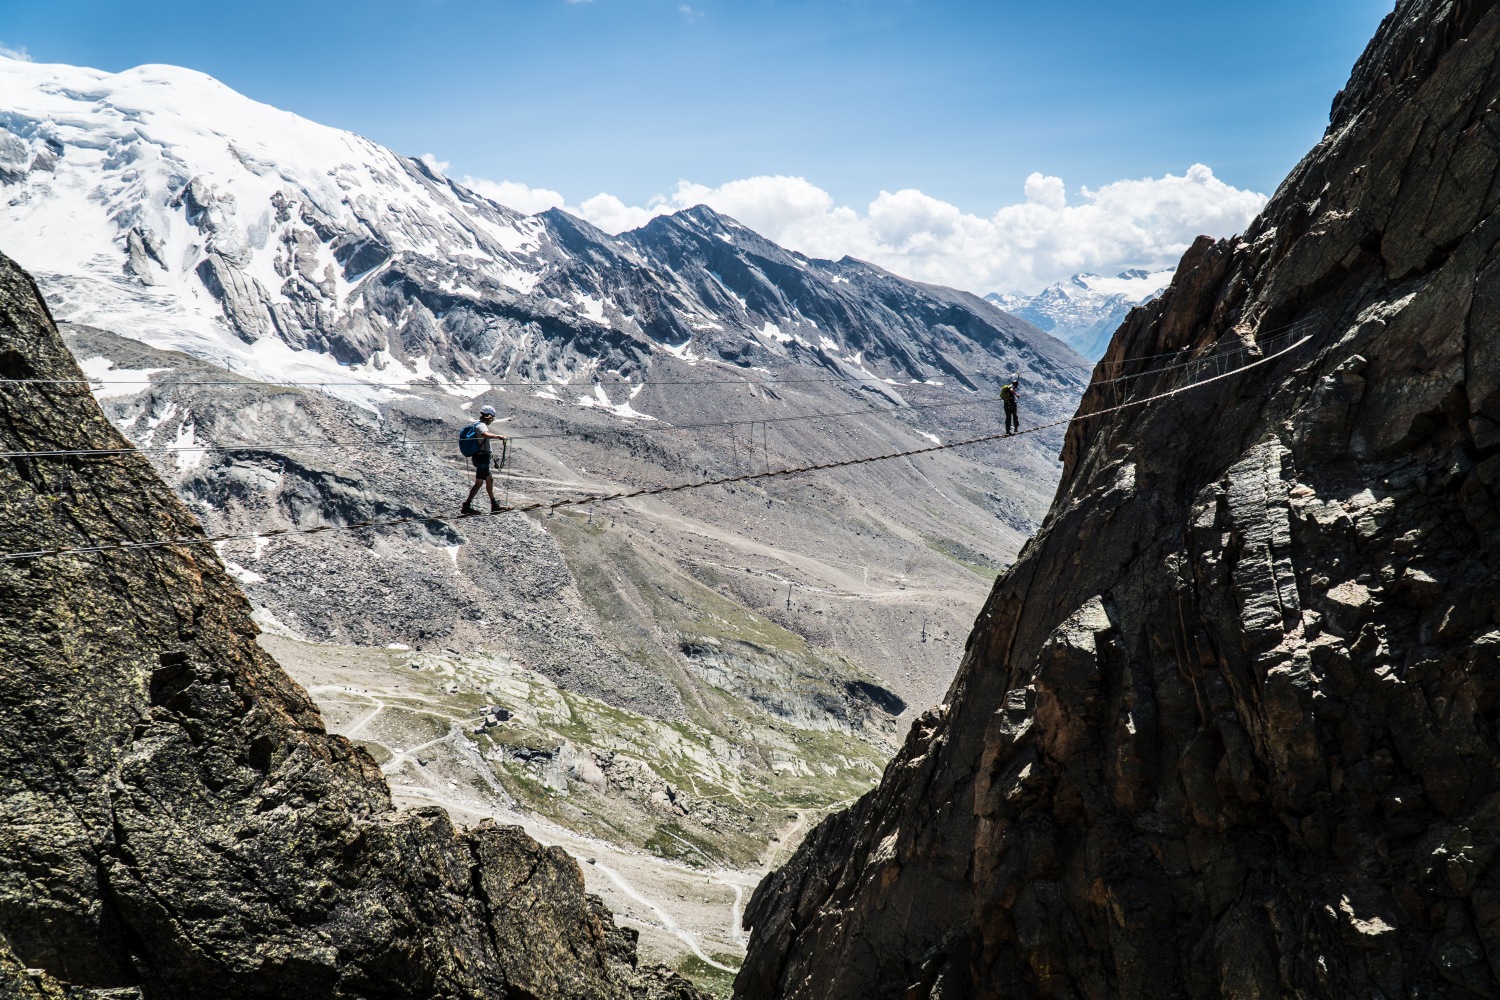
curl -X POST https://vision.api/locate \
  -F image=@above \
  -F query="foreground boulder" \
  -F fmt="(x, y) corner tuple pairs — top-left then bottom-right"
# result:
(738, 1), (1500, 996)
(0, 255), (701, 997)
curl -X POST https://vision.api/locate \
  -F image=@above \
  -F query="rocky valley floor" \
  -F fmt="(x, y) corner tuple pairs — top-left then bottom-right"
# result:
(260, 630), (809, 993)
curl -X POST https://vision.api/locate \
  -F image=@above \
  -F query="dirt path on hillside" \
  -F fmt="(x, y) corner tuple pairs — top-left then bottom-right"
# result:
(390, 776), (755, 972)
(281, 647), (763, 971)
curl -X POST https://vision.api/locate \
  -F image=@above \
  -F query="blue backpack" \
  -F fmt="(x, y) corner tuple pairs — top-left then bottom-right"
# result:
(458, 421), (484, 457)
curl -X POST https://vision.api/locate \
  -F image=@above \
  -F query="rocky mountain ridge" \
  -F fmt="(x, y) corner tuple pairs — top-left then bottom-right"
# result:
(737, 0), (1500, 996)
(0, 248), (706, 998)
(0, 55), (1079, 402)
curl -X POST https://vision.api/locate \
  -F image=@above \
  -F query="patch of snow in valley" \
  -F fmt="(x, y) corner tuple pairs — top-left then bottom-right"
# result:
(572, 293), (609, 325)
(77, 356), (168, 399)
(212, 542), (265, 583)
(576, 385), (656, 421)
(657, 339), (699, 363)
(762, 321), (791, 344)
(169, 413), (204, 471)
(223, 560), (264, 584)
(499, 268), (541, 294)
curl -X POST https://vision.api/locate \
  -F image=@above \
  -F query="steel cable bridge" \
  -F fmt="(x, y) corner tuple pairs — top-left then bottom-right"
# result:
(0, 322), (1316, 563)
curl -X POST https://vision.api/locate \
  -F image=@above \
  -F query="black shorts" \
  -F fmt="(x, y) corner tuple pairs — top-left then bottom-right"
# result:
(472, 453), (493, 478)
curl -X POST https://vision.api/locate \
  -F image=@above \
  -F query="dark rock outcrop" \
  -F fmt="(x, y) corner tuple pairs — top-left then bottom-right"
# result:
(0, 255), (702, 997)
(737, 1), (1500, 997)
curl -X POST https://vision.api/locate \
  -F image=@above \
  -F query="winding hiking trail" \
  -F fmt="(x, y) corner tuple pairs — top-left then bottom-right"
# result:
(762, 810), (813, 872)
(390, 774), (746, 976)
(306, 677), (751, 974)
(591, 860), (739, 974)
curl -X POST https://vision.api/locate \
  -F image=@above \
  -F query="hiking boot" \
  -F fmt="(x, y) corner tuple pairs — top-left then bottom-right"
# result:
(460, 504), (478, 517)
(490, 502), (504, 513)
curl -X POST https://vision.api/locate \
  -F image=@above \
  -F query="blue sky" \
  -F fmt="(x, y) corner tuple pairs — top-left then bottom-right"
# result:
(1, 1), (1394, 292)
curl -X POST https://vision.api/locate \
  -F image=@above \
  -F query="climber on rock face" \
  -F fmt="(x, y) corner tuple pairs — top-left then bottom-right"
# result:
(458, 404), (507, 516)
(1001, 376), (1020, 435)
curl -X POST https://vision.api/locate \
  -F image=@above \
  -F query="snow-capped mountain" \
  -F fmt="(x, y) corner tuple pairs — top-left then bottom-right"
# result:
(987, 269), (1174, 362)
(0, 55), (1084, 406)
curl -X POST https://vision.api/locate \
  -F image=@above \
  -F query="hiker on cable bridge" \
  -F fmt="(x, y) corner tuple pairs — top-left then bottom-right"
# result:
(1000, 375), (1020, 436)
(459, 404), (507, 515)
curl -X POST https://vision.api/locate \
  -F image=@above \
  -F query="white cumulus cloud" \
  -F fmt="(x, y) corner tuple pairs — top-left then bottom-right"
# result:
(461, 176), (568, 216)
(459, 165), (1266, 295)
(0, 42), (33, 62)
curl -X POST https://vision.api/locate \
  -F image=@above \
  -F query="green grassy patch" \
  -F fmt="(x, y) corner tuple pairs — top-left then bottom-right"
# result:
(352, 740), (392, 765)
(922, 533), (1002, 580)
(675, 953), (741, 999)
(644, 821), (728, 867)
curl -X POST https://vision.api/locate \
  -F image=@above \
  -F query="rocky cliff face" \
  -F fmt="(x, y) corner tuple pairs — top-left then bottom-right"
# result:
(0, 254), (701, 997)
(736, 1), (1500, 997)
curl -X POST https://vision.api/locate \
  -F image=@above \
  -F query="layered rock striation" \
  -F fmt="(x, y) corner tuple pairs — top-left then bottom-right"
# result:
(738, 1), (1500, 996)
(0, 254), (700, 996)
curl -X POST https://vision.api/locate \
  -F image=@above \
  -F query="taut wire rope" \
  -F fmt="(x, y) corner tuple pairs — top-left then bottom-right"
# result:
(0, 320), (1316, 463)
(0, 395), (1005, 461)
(0, 331), (1316, 563)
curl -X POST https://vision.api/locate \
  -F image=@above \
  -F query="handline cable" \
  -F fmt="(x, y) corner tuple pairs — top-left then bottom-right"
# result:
(1, 370), (1042, 390)
(0, 316), (1315, 394)
(0, 332), (1315, 563)
(0, 395), (1005, 461)
(0, 320), (1315, 462)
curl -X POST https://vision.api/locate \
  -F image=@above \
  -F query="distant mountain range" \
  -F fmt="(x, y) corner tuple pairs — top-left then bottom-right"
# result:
(0, 55), (1083, 402)
(987, 268), (1174, 361)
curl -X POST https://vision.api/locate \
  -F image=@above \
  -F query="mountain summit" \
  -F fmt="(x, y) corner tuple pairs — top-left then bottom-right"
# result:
(987, 268), (1174, 362)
